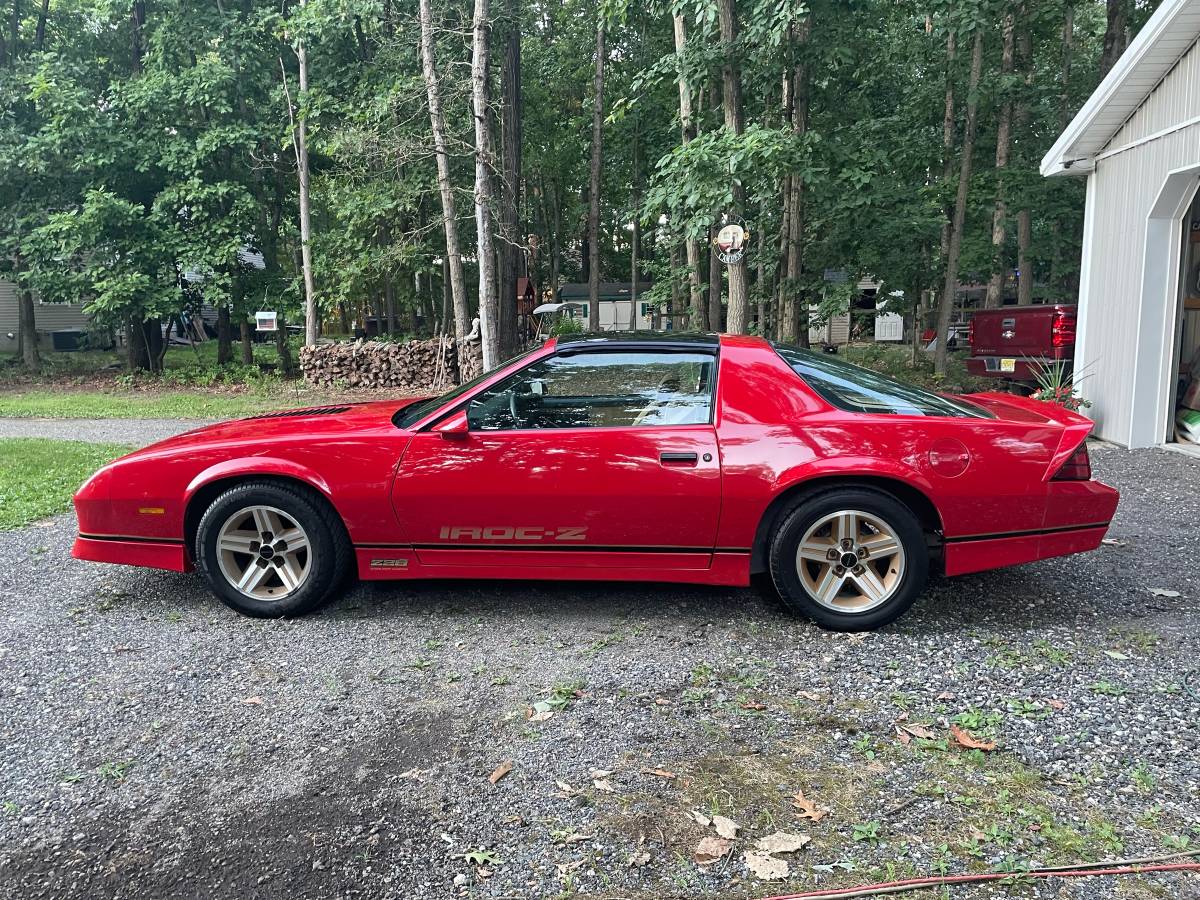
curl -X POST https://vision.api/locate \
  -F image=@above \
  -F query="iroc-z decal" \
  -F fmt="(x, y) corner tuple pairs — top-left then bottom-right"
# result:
(438, 525), (588, 542)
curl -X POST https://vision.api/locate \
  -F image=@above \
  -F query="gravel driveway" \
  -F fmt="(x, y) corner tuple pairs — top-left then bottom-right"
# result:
(1, 446), (1198, 900)
(0, 417), (208, 446)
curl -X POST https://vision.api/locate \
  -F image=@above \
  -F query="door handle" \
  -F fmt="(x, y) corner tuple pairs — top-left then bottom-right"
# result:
(660, 451), (699, 466)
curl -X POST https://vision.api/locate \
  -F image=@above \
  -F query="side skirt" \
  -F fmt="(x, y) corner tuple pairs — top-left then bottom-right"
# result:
(354, 547), (751, 587)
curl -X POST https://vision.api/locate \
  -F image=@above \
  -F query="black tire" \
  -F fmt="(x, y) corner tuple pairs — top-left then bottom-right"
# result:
(195, 480), (352, 618)
(768, 488), (928, 631)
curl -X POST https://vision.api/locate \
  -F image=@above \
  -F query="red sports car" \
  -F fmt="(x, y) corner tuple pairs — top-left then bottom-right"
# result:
(72, 334), (1118, 630)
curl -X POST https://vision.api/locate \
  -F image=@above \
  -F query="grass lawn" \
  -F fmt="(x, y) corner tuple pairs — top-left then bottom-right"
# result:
(0, 439), (134, 530)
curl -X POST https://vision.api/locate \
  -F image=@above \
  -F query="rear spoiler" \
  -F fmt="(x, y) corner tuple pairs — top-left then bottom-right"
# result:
(966, 392), (1094, 482)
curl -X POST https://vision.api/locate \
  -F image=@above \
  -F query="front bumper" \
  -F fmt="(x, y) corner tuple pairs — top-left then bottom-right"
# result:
(72, 535), (192, 573)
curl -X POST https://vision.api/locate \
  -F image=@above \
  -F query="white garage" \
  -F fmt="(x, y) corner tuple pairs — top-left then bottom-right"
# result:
(1041, 0), (1200, 450)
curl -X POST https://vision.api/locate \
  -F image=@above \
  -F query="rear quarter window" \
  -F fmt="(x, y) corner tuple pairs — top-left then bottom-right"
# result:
(774, 345), (993, 419)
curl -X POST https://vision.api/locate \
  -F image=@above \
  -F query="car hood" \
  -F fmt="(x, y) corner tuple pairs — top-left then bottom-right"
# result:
(133, 398), (429, 456)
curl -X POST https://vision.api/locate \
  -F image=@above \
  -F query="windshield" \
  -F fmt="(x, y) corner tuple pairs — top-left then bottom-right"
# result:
(393, 348), (538, 429)
(773, 344), (993, 419)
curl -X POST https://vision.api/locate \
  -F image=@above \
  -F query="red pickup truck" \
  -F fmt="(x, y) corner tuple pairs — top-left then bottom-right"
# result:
(966, 304), (1076, 384)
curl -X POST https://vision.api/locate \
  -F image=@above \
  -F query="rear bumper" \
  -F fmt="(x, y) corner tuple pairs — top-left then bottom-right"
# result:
(965, 356), (1071, 381)
(944, 477), (1118, 577)
(944, 523), (1110, 577)
(72, 535), (192, 573)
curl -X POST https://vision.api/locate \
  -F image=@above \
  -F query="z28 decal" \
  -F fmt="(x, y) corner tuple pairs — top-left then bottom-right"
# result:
(438, 525), (588, 542)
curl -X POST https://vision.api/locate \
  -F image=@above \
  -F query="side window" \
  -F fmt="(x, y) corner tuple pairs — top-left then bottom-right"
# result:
(466, 350), (715, 431)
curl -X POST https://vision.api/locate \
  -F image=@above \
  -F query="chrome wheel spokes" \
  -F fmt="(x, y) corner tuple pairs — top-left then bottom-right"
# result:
(216, 505), (312, 601)
(795, 509), (905, 613)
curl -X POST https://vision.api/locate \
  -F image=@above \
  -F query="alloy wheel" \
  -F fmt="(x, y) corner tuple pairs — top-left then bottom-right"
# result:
(215, 505), (312, 601)
(794, 509), (906, 613)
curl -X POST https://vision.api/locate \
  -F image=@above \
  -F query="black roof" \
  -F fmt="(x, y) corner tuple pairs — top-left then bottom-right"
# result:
(555, 332), (719, 352)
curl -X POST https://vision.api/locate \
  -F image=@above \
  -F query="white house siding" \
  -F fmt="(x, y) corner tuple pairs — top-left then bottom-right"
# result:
(1077, 38), (1200, 446)
(0, 280), (92, 352)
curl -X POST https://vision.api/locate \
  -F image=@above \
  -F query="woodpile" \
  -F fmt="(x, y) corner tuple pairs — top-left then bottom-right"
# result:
(301, 337), (482, 391)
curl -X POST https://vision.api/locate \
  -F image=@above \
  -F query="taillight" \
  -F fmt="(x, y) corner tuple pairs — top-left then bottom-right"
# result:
(1052, 310), (1076, 348)
(1053, 444), (1091, 481)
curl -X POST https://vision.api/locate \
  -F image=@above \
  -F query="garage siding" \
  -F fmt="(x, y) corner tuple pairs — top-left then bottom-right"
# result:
(0, 280), (93, 352)
(1078, 38), (1200, 446)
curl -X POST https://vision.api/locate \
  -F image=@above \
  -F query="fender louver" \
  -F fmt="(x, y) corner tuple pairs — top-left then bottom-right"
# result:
(243, 406), (350, 420)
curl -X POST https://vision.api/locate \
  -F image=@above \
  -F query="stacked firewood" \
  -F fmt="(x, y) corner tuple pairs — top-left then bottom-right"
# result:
(301, 337), (475, 391)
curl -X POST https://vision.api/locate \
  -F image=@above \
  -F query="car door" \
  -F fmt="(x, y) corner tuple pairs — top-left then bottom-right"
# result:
(392, 346), (722, 570)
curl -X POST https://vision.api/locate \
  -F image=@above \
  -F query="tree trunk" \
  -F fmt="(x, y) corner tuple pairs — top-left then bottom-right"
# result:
(935, 28), (983, 376)
(672, 14), (703, 328)
(938, 28), (957, 268)
(985, 8), (1016, 310)
(630, 108), (641, 331)
(708, 224), (722, 332)
(718, 0), (749, 334)
(240, 320), (253, 365)
(1099, 0), (1129, 78)
(34, 0), (48, 52)
(18, 288), (39, 369)
(755, 222), (765, 334)
(498, 0), (522, 357)
(1060, 1), (1074, 130)
(586, 22), (605, 332)
(217, 304), (233, 364)
(418, 0), (470, 355)
(786, 19), (810, 347)
(472, 0), (500, 369)
(1016, 7), (1034, 307)
(282, 0), (318, 347)
(1017, 209), (1033, 305)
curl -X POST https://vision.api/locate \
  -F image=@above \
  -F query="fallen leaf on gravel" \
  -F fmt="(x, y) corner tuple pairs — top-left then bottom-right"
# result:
(555, 780), (578, 796)
(1047, 698), (1066, 710)
(1149, 588), (1181, 598)
(687, 810), (712, 827)
(640, 767), (676, 780)
(791, 790), (828, 822)
(949, 725), (996, 751)
(589, 768), (613, 779)
(240, 696), (263, 705)
(936, 691), (956, 701)
(557, 831), (592, 845)
(555, 860), (583, 879)
(628, 850), (651, 867)
(693, 836), (732, 865)
(796, 691), (821, 702)
(488, 761), (513, 784)
(896, 723), (936, 742)
(527, 710), (555, 722)
(1101, 538), (1127, 546)
(712, 815), (739, 839)
(593, 779), (616, 793)
(744, 851), (789, 880)
(741, 701), (767, 711)
(895, 728), (911, 746)
(1103, 650), (1130, 660)
(756, 831), (810, 853)
(654, 698), (671, 706)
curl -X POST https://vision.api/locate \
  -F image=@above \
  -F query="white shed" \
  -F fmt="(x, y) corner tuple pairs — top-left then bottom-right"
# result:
(1042, 0), (1200, 449)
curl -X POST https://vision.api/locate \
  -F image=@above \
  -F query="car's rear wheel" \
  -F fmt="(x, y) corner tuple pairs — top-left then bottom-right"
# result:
(195, 481), (351, 618)
(768, 489), (927, 631)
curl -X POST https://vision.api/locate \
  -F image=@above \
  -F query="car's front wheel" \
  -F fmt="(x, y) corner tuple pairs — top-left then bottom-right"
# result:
(195, 481), (351, 618)
(768, 489), (928, 631)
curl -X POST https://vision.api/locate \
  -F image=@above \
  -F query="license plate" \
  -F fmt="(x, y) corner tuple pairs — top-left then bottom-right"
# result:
(999, 358), (1016, 373)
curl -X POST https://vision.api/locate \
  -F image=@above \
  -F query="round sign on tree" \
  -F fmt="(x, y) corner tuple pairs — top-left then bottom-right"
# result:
(714, 218), (748, 264)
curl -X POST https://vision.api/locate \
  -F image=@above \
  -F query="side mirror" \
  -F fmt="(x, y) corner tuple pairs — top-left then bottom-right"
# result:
(436, 410), (469, 440)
